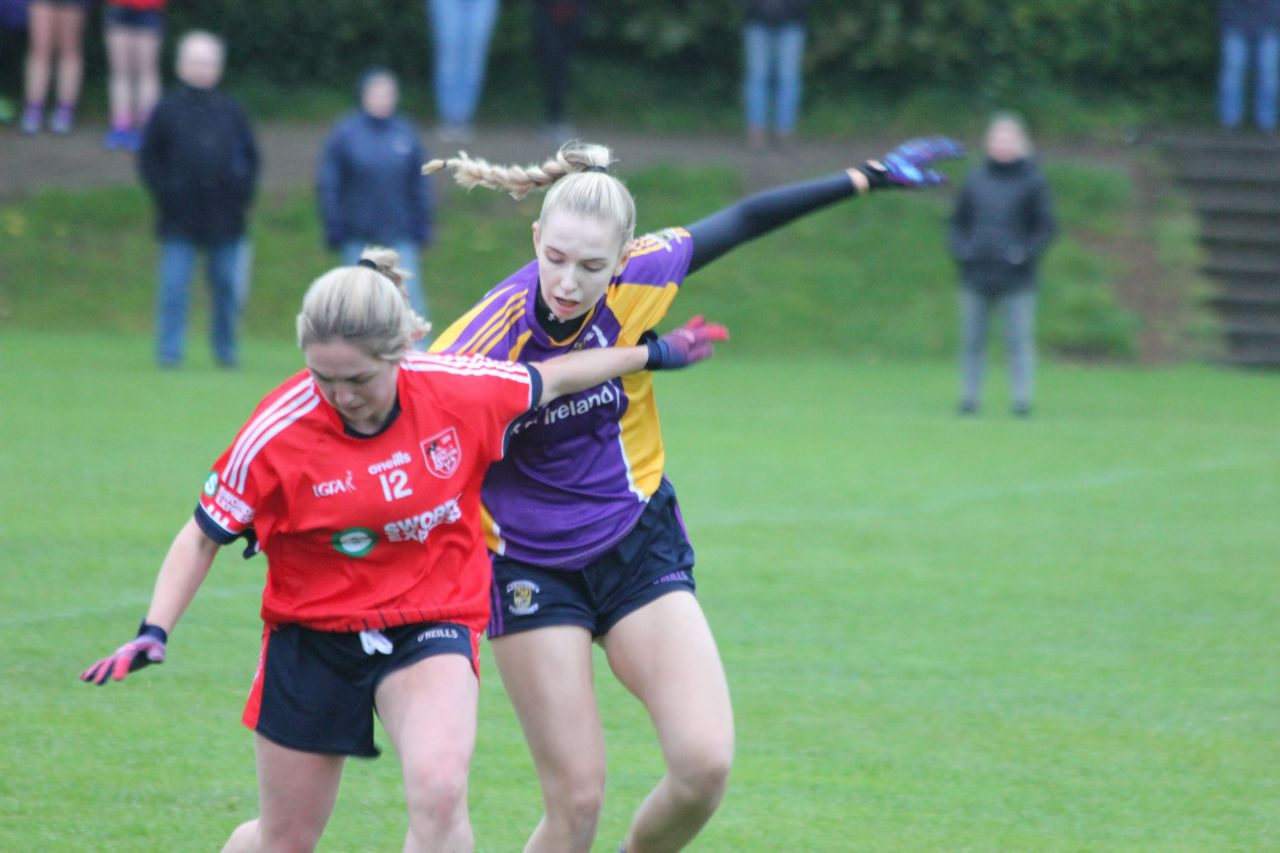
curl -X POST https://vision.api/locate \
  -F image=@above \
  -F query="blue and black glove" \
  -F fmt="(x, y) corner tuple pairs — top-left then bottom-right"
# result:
(645, 315), (731, 371)
(80, 621), (168, 685)
(859, 137), (965, 190)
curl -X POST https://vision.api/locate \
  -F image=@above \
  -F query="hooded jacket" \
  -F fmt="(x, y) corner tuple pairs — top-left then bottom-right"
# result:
(948, 157), (1057, 296)
(316, 104), (433, 250)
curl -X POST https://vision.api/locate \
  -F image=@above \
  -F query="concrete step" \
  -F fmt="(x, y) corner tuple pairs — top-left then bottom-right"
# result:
(1220, 347), (1280, 366)
(1223, 317), (1280, 339)
(1199, 219), (1280, 246)
(1202, 244), (1280, 267)
(1207, 282), (1280, 309)
(1194, 193), (1280, 216)
(1203, 256), (1280, 278)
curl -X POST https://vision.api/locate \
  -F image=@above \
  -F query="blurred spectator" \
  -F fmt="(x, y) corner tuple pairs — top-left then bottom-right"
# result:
(0, 0), (27, 123)
(20, 0), (87, 135)
(317, 68), (434, 329)
(743, 0), (810, 149)
(531, 0), (585, 143)
(138, 31), (258, 369)
(428, 0), (499, 143)
(948, 113), (1057, 418)
(102, 0), (166, 151)
(1219, 0), (1280, 131)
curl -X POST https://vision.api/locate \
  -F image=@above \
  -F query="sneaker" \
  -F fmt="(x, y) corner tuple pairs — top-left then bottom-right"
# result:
(1012, 403), (1032, 418)
(20, 104), (42, 135)
(103, 126), (133, 151)
(49, 105), (74, 135)
(958, 400), (978, 416)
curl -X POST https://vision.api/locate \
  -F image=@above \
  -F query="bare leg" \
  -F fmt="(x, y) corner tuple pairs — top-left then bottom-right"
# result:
(221, 734), (345, 852)
(603, 592), (734, 853)
(133, 27), (163, 124)
(104, 25), (132, 129)
(24, 3), (55, 108)
(491, 626), (605, 853)
(376, 653), (479, 852)
(52, 4), (85, 109)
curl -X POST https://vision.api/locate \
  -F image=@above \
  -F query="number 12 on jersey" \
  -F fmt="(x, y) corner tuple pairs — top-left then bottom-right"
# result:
(379, 470), (413, 502)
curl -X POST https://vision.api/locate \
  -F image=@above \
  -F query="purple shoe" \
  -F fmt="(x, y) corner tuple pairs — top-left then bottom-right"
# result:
(103, 126), (132, 150)
(20, 104), (42, 135)
(49, 105), (74, 135)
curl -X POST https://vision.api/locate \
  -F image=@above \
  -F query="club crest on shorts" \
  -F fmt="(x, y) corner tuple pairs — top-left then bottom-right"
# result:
(421, 427), (461, 479)
(506, 580), (540, 615)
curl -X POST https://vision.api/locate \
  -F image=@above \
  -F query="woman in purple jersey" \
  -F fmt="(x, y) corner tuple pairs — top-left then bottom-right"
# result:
(426, 137), (961, 852)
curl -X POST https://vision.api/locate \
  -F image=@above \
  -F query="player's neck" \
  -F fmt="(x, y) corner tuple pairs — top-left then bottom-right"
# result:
(534, 286), (588, 340)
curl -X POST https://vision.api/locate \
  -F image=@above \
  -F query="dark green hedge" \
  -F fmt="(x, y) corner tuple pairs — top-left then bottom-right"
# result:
(154, 0), (1215, 91)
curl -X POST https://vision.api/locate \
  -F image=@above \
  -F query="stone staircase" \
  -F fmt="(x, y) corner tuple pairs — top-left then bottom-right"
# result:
(1160, 131), (1280, 367)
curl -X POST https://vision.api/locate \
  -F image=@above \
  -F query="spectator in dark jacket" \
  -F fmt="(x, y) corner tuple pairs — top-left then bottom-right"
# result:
(743, 0), (811, 149)
(138, 30), (257, 368)
(1219, 0), (1280, 131)
(948, 113), (1057, 417)
(317, 68), (434, 328)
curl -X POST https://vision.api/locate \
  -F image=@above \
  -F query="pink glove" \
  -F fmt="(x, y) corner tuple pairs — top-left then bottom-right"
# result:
(80, 622), (168, 685)
(644, 315), (731, 370)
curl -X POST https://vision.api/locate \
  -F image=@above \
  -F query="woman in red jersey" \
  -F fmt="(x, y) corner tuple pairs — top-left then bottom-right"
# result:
(79, 247), (727, 852)
(101, 0), (166, 150)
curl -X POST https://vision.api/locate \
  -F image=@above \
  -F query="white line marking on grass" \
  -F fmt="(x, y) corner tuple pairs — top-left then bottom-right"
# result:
(2, 583), (262, 628)
(695, 455), (1278, 528)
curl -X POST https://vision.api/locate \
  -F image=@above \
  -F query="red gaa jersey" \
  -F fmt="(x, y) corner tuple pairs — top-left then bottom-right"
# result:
(195, 352), (539, 633)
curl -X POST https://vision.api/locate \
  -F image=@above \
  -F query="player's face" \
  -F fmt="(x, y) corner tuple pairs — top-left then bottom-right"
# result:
(305, 339), (399, 435)
(533, 210), (628, 322)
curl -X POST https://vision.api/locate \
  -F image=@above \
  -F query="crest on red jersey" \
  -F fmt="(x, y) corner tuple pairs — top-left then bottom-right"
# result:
(421, 427), (462, 479)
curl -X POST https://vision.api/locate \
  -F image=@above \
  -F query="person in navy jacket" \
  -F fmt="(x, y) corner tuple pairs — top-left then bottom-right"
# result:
(318, 68), (435, 327)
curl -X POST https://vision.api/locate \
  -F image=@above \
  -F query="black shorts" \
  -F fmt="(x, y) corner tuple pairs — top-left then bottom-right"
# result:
(488, 479), (696, 640)
(103, 6), (165, 31)
(242, 621), (478, 758)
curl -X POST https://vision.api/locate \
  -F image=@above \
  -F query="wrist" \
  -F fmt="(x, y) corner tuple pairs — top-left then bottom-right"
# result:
(856, 161), (892, 192)
(137, 620), (168, 644)
(644, 338), (666, 371)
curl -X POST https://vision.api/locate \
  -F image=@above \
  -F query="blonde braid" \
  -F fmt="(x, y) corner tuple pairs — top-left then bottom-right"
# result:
(422, 141), (613, 200)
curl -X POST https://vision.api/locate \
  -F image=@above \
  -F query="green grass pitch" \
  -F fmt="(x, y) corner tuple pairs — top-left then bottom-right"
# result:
(1, 329), (1276, 850)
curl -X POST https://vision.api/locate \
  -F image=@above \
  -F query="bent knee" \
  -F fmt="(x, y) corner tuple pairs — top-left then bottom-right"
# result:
(670, 740), (734, 804)
(404, 763), (470, 825)
(545, 771), (606, 831)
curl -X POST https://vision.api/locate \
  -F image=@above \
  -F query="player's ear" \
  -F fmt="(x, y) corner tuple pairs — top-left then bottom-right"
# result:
(531, 221), (541, 253)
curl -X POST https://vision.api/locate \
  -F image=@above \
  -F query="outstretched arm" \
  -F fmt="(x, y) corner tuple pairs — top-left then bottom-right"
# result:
(686, 137), (964, 274)
(533, 316), (729, 407)
(80, 518), (221, 685)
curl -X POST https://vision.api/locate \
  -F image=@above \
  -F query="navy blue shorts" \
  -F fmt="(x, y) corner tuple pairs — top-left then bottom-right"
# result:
(242, 621), (477, 758)
(488, 480), (696, 639)
(103, 6), (165, 31)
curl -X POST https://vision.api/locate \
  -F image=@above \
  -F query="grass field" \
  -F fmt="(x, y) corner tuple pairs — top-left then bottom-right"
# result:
(1, 328), (1277, 851)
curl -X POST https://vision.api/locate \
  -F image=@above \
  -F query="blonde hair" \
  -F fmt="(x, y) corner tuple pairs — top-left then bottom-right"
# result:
(295, 246), (430, 362)
(423, 140), (638, 254)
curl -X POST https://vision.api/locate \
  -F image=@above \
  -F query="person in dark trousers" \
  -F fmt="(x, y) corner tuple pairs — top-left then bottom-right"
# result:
(1219, 0), (1280, 131)
(138, 30), (257, 368)
(531, 0), (585, 143)
(317, 68), (434, 328)
(948, 112), (1057, 417)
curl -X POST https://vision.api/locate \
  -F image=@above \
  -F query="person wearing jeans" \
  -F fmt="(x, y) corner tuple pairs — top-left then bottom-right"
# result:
(138, 31), (258, 368)
(156, 237), (242, 366)
(742, 0), (810, 149)
(948, 114), (1057, 417)
(1219, 0), (1280, 131)
(427, 0), (499, 142)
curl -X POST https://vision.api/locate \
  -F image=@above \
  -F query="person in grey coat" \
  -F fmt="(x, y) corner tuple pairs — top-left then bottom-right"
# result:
(948, 113), (1057, 417)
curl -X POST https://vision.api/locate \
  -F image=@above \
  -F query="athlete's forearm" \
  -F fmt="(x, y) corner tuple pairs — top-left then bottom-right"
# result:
(534, 345), (648, 407)
(686, 171), (866, 274)
(144, 518), (221, 634)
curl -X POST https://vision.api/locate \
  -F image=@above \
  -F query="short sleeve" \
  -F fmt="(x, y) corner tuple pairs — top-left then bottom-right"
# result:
(405, 354), (537, 463)
(607, 228), (694, 340)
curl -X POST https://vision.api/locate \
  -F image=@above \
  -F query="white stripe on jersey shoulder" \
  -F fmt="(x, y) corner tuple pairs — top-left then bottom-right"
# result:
(401, 352), (531, 384)
(224, 378), (321, 493)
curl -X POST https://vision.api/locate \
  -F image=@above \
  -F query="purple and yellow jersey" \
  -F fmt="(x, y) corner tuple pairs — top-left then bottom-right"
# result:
(431, 228), (694, 569)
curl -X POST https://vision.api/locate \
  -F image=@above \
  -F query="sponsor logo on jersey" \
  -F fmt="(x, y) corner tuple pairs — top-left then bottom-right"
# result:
(313, 470), (357, 498)
(214, 486), (255, 525)
(421, 427), (462, 479)
(506, 580), (541, 616)
(368, 450), (413, 476)
(203, 472), (219, 496)
(384, 495), (463, 543)
(416, 626), (461, 643)
(332, 527), (377, 558)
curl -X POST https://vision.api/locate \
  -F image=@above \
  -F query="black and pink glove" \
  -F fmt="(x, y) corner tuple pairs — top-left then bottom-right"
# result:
(80, 622), (168, 685)
(645, 315), (730, 371)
